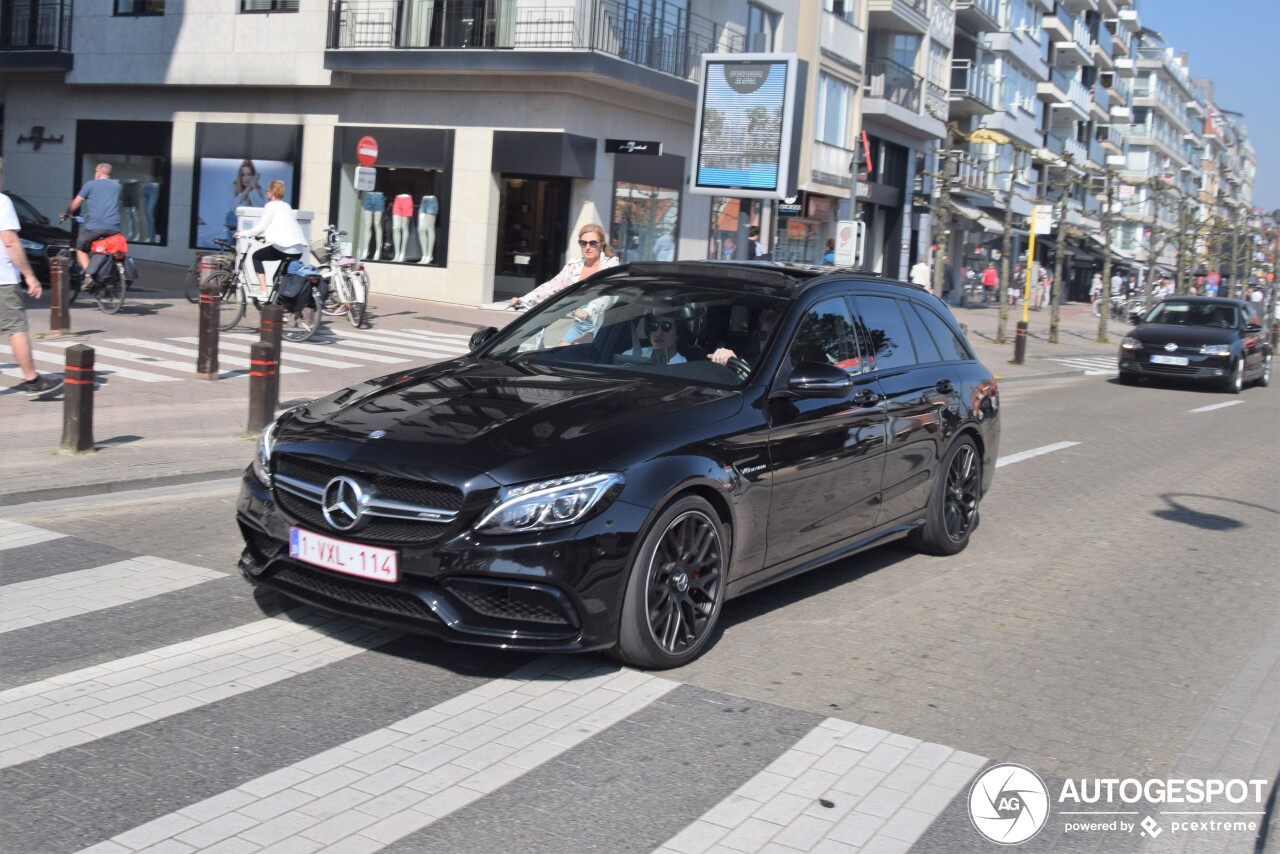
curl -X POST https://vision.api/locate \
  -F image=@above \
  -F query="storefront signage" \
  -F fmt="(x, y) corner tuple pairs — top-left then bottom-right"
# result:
(807, 196), (833, 220)
(691, 53), (798, 200)
(605, 139), (663, 156)
(778, 194), (803, 216)
(356, 135), (378, 167)
(353, 166), (376, 192)
(17, 126), (64, 150)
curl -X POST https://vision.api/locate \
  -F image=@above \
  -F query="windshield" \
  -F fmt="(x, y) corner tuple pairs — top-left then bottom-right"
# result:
(4, 192), (47, 225)
(484, 278), (788, 389)
(1144, 301), (1238, 329)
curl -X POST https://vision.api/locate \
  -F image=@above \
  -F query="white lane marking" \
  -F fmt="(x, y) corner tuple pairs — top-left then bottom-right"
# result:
(1189, 400), (1245, 413)
(110, 339), (307, 374)
(401, 326), (477, 343)
(1, 347), (179, 383)
(169, 337), (362, 370)
(308, 333), (461, 359)
(319, 328), (467, 358)
(1044, 356), (1117, 376)
(0, 613), (396, 770)
(995, 441), (1081, 468)
(35, 339), (263, 379)
(0, 556), (225, 634)
(0, 519), (66, 551)
(82, 658), (676, 853)
(223, 333), (410, 364)
(657, 720), (986, 854)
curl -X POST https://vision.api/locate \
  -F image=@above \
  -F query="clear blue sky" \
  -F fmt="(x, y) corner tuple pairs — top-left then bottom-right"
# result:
(1141, 0), (1279, 212)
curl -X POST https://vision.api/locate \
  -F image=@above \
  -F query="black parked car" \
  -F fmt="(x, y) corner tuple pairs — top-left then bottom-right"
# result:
(2, 191), (73, 284)
(236, 262), (1001, 668)
(1118, 297), (1272, 393)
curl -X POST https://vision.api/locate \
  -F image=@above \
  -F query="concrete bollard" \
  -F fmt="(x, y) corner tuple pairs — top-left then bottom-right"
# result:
(247, 341), (279, 434)
(61, 344), (95, 452)
(49, 255), (71, 336)
(197, 281), (220, 380)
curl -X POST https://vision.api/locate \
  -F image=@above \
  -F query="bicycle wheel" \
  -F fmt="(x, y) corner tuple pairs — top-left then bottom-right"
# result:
(95, 262), (127, 314)
(183, 257), (202, 303)
(281, 294), (321, 343)
(209, 271), (247, 331)
(347, 270), (368, 328)
(320, 275), (349, 317)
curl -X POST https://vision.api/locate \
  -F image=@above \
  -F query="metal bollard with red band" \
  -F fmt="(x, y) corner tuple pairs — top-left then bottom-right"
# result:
(247, 341), (279, 434)
(61, 344), (95, 452)
(197, 281), (220, 380)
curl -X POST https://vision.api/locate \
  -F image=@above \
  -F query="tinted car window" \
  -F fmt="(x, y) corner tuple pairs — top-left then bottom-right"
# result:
(910, 302), (974, 361)
(789, 297), (865, 372)
(852, 296), (917, 371)
(1145, 301), (1238, 328)
(899, 299), (943, 364)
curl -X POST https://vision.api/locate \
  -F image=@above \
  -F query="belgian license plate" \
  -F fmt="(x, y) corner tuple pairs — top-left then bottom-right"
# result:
(1150, 354), (1188, 366)
(289, 527), (398, 583)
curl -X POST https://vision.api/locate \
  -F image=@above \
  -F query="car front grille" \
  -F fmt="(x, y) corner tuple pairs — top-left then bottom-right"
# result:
(1144, 363), (1200, 375)
(271, 564), (441, 623)
(272, 453), (461, 544)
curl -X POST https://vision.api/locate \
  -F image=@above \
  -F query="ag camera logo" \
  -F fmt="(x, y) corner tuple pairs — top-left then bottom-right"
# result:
(968, 763), (1050, 844)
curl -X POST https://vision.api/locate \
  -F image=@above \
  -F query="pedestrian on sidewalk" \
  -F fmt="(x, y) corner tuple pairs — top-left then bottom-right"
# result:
(1, 157), (63, 396)
(981, 262), (997, 304)
(910, 257), (931, 289)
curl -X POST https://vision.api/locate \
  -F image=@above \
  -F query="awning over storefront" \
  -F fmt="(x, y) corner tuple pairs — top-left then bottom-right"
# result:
(949, 200), (1006, 235)
(492, 131), (596, 179)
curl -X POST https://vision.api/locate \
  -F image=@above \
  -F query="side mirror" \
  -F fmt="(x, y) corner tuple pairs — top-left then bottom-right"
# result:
(1244, 323), (1263, 333)
(787, 362), (854, 398)
(469, 326), (498, 351)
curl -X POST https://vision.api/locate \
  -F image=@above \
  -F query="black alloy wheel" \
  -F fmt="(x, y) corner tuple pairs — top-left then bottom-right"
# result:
(615, 496), (727, 669)
(1225, 359), (1244, 394)
(1258, 353), (1272, 388)
(909, 436), (982, 556)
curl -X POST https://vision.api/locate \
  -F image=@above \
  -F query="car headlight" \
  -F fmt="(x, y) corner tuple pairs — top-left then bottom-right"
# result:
(19, 238), (46, 255)
(475, 472), (624, 535)
(1198, 344), (1231, 357)
(1120, 336), (1143, 350)
(251, 417), (284, 486)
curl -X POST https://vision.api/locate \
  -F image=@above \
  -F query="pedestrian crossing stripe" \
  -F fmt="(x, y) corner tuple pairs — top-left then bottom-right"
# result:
(1043, 356), (1118, 376)
(3, 520), (989, 854)
(0, 518), (66, 550)
(3, 330), (472, 387)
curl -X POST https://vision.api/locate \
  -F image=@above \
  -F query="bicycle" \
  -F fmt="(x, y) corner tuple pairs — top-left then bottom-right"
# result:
(1092, 293), (1129, 321)
(59, 232), (133, 314)
(311, 226), (370, 328)
(204, 237), (324, 342)
(183, 247), (235, 304)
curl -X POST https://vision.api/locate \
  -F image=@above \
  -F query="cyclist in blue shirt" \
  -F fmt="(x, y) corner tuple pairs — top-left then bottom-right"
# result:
(61, 162), (123, 273)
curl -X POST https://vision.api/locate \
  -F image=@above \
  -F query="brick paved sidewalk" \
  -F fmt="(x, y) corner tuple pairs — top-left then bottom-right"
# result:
(2, 261), (1122, 504)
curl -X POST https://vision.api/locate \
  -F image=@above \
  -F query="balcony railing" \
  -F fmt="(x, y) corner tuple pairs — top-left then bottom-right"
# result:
(811, 140), (856, 189)
(955, 0), (1000, 26)
(1, 0), (72, 53)
(954, 152), (996, 193)
(819, 5), (865, 68)
(950, 58), (995, 108)
(865, 57), (922, 113)
(327, 0), (740, 81)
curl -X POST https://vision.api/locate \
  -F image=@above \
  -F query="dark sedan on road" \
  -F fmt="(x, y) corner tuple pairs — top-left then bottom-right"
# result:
(2, 191), (73, 284)
(236, 262), (1001, 668)
(1119, 297), (1272, 393)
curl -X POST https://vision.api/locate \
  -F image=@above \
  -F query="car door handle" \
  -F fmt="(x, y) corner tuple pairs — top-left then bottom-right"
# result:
(852, 388), (882, 406)
(935, 379), (954, 394)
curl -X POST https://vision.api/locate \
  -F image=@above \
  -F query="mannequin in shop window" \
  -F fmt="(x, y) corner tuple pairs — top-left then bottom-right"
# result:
(141, 181), (159, 243)
(119, 179), (140, 241)
(418, 195), (438, 264)
(361, 191), (385, 260)
(392, 193), (413, 261)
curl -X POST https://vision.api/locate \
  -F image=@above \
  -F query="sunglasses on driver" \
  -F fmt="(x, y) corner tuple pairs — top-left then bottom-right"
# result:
(645, 319), (676, 333)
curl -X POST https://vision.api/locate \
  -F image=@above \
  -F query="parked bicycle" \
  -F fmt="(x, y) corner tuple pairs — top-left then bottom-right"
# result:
(311, 226), (370, 328)
(183, 246), (235, 304)
(1093, 293), (1138, 322)
(204, 237), (325, 341)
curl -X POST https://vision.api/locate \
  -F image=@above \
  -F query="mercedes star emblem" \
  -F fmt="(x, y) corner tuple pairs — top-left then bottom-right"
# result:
(321, 476), (372, 531)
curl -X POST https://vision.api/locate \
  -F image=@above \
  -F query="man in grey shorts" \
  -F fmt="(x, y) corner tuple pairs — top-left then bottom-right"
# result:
(1, 157), (63, 396)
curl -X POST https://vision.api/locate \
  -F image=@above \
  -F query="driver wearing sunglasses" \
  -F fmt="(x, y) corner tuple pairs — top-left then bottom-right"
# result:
(622, 313), (687, 364)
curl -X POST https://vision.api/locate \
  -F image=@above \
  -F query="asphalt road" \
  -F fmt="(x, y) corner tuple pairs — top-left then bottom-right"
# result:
(3, 361), (1278, 852)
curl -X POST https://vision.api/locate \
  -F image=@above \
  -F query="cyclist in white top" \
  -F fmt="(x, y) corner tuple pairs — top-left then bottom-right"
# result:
(235, 179), (305, 298)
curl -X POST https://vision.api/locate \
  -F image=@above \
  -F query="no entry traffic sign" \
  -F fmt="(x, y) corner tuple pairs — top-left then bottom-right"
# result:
(356, 136), (378, 167)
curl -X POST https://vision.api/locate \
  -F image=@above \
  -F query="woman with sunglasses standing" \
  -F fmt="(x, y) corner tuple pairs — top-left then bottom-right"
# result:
(508, 223), (618, 310)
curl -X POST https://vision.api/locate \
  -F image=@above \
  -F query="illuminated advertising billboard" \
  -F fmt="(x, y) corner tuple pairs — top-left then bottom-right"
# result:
(691, 53), (798, 199)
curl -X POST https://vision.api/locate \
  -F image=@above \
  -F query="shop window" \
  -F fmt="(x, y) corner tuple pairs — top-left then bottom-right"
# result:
(340, 166), (446, 266)
(193, 123), (301, 251)
(240, 0), (298, 11)
(115, 0), (163, 14)
(612, 181), (680, 264)
(76, 120), (173, 247)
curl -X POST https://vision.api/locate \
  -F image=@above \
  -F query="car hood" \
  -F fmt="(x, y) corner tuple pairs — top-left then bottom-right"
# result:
(275, 360), (739, 484)
(1130, 324), (1236, 346)
(19, 219), (73, 248)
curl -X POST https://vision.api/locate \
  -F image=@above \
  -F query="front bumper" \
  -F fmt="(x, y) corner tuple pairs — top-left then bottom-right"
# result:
(236, 473), (646, 653)
(1118, 351), (1233, 382)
